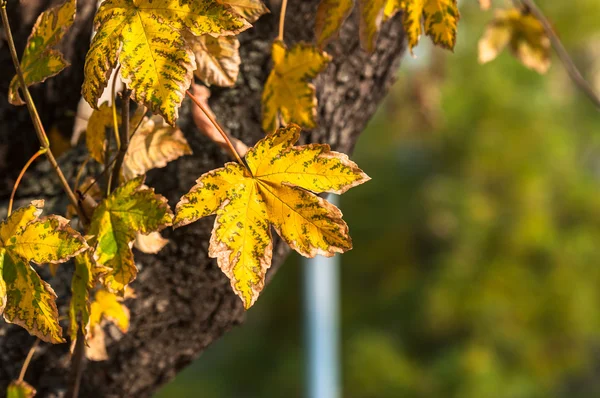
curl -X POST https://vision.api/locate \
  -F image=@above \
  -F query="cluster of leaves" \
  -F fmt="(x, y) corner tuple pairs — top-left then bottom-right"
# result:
(1, 0), (559, 394)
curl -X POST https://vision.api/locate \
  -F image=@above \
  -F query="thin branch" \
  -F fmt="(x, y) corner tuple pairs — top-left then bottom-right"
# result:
(520, 0), (600, 110)
(186, 90), (246, 167)
(8, 148), (47, 216)
(110, 89), (131, 191)
(67, 327), (85, 398)
(0, 3), (86, 222)
(18, 339), (40, 382)
(111, 65), (122, 150)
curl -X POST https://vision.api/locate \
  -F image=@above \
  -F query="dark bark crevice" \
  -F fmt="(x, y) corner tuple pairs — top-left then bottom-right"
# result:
(0, 1), (406, 396)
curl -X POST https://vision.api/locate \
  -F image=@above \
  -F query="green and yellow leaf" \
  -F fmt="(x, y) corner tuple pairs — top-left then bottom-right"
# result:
(403, 0), (460, 53)
(89, 289), (130, 333)
(7, 380), (36, 398)
(315, 0), (355, 49)
(86, 102), (114, 164)
(88, 177), (172, 293)
(8, 0), (76, 106)
(69, 250), (95, 340)
(0, 201), (87, 343)
(358, 0), (387, 53)
(175, 124), (369, 308)
(190, 35), (241, 87)
(82, 0), (250, 125)
(219, 0), (269, 23)
(478, 8), (551, 74)
(262, 41), (331, 133)
(123, 115), (192, 180)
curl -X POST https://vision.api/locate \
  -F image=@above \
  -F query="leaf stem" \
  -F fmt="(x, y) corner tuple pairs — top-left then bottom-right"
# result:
(111, 65), (122, 150)
(519, 0), (600, 110)
(0, 3), (86, 221)
(8, 148), (47, 217)
(110, 89), (131, 191)
(18, 338), (40, 382)
(67, 327), (85, 398)
(277, 0), (288, 41)
(186, 90), (246, 166)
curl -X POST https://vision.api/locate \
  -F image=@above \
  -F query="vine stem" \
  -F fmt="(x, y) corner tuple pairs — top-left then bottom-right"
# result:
(110, 89), (131, 191)
(519, 0), (600, 110)
(18, 339), (40, 382)
(8, 148), (47, 217)
(111, 65), (122, 150)
(186, 90), (246, 166)
(0, 3), (86, 222)
(277, 0), (288, 41)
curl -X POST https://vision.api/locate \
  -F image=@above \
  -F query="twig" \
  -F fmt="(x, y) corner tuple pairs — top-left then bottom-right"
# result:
(110, 89), (131, 191)
(186, 90), (246, 166)
(67, 327), (85, 398)
(8, 148), (47, 216)
(18, 339), (40, 382)
(520, 0), (600, 110)
(111, 65), (122, 150)
(0, 3), (86, 221)
(277, 0), (288, 41)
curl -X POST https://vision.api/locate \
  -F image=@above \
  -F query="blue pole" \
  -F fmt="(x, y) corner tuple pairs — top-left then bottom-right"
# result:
(304, 195), (341, 398)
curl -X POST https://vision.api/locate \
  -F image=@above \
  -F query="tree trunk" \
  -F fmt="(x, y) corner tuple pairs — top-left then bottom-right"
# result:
(0, 0), (406, 396)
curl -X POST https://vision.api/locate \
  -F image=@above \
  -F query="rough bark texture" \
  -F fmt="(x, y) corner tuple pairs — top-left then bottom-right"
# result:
(0, 0), (406, 396)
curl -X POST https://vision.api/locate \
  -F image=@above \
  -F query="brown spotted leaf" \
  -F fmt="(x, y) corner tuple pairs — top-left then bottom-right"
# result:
(189, 35), (241, 87)
(0, 201), (87, 343)
(175, 124), (369, 308)
(82, 0), (250, 125)
(218, 0), (269, 22)
(315, 0), (355, 49)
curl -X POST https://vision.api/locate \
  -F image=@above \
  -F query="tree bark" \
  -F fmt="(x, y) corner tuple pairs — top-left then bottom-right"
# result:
(0, 0), (406, 396)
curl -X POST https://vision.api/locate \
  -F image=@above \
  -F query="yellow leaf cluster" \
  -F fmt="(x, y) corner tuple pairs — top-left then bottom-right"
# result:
(262, 42), (331, 133)
(402, 0), (460, 53)
(478, 8), (551, 74)
(175, 124), (369, 308)
(8, 0), (76, 105)
(0, 201), (87, 343)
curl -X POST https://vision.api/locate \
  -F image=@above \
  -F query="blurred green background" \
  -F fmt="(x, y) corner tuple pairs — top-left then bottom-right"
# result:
(157, 1), (600, 397)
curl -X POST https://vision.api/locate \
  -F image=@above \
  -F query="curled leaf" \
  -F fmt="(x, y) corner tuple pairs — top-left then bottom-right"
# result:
(315, 0), (355, 49)
(219, 0), (269, 23)
(8, 0), (76, 106)
(190, 35), (241, 87)
(175, 124), (369, 308)
(133, 231), (169, 254)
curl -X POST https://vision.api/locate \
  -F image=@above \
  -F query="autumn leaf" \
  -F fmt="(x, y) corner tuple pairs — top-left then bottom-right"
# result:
(122, 115), (192, 180)
(315, 0), (354, 49)
(0, 201), (87, 343)
(8, 0), (76, 106)
(82, 0), (250, 125)
(85, 289), (130, 361)
(175, 124), (369, 308)
(7, 380), (36, 398)
(478, 8), (551, 74)
(88, 177), (172, 293)
(133, 232), (169, 254)
(219, 0), (269, 23)
(262, 41), (331, 133)
(190, 35), (241, 87)
(383, 0), (404, 21)
(69, 250), (97, 341)
(358, 0), (387, 53)
(402, 0), (460, 53)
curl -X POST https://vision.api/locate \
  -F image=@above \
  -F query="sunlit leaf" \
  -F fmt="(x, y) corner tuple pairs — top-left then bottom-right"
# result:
(8, 0), (76, 106)
(262, 41), (331, 133)
(133, 231), (169, 254)
(175, 124), (369, 308)
(82, 0), (250, 125)
(478, 8), (551, 74)
(219, 0), (269, 23)
(69, 250), (96, 341)
(88, 177), (172, 293)
(7, 380), (36, 398)
(315, 0), (354, 49)
(403, 0), (460, 53)
(85, 289), (130, 361)
(358, 0), (387, 53)
(0, 201), (87, 343)
(122, 115), (192, 180)
(190, 35), (241, 87)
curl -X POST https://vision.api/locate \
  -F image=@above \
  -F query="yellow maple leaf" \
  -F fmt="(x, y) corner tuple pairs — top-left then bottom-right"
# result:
(88, 177), (172, 293)
(82, 0), (250, 125)
(175, 124), (369, 308)
(478, 8), (551, 74)
(403, 0), (460, 53)
(8, 0), (76, 106)
(7, 380), (36, 398)
(123, 115), (192, 180)
(262, 41), (331, 133)
(0, 201), (87, 343)
(218, 0), (269, 23)
(189, 35), (241, 87)
(69, 249), (98, 341)
(315, 0), (355, 49)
